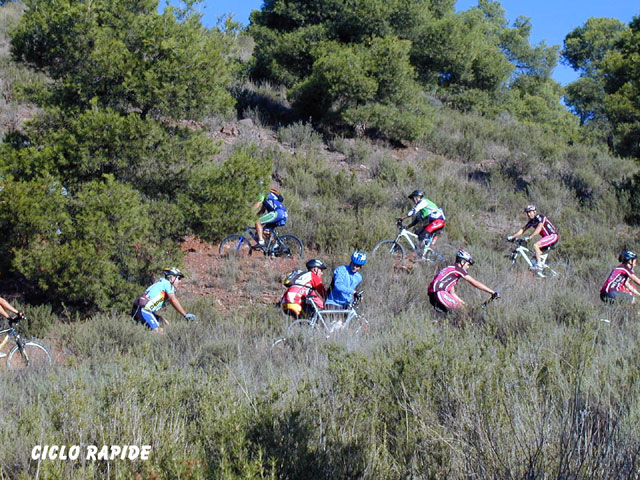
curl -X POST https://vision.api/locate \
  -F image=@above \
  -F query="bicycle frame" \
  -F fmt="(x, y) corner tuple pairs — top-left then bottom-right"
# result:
(307, 303), (367, 336)
(508, 239), (556, 278)
(394, 226), (441, 261)
(244, 226), (281, 251)
(0, 324), (23, 351)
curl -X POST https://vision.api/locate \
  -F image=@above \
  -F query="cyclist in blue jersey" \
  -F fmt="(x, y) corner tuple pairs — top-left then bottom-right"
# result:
(326, 251), (366, 309)
(252, 186), (288, 249)
(131, 267), (196, 332)
(325, 251), (366, 330)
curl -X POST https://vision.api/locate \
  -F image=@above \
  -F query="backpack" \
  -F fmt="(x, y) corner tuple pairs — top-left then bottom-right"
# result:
(283, 269), (305, 287)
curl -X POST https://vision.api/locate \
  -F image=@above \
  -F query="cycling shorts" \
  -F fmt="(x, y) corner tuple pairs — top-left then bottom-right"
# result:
(428, 291), (461, 313)
(131, 304), (162, 329)
(537, 234), (558, 248)
(425, 218), (445, 233)
(259, 209), (287, 227)
(600, 291), (633, 304)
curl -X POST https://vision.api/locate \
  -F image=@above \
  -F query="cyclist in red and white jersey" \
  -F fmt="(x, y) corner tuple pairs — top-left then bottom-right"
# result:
(600, 251), (640, 304)
(281, 259), (328, 318)
(428, 249), (499, 312)
(507, 205), (558, 270)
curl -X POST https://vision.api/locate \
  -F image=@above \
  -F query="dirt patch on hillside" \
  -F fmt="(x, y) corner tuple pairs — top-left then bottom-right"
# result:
(179, 235), (307, 313)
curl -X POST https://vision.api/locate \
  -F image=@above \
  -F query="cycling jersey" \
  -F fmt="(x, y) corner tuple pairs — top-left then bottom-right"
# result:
(326, 265), (362, 308)
(427, 265), (467, 312)
(523, 214), (557, 238)
(143, 278), (175, 312)
(601, 264), (634, 295)
(259, 190), (287, 226)
(428, 265), (467, 293)
(281, 271), (326, 316)
(130, 278), (175, 329)
(407, 198), (445, 221)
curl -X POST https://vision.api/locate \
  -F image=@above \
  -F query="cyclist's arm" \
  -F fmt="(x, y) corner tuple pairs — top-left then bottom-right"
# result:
(448, 286), (466, 306)
(332, 268), (353, 296)
(510, 227), (526, 238)
(625, 276), (640, 296)
(530, 223), (544, 240)
(252, 200), (264, 214)
(167, 293), (188, 318)
(463, 275), (497, 296)
(0, 297), (19, 318)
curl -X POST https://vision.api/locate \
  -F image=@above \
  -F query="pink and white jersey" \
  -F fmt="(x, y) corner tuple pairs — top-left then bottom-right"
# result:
(601, 264), (633, 294)
(428, 265), (467, 293)
(523, 214), (557, 237)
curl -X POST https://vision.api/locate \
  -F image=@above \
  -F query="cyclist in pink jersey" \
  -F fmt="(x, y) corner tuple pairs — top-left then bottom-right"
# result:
(428, 249), (499, 312)
(600, 251), (640, 304)
(507, 205), (558, 270)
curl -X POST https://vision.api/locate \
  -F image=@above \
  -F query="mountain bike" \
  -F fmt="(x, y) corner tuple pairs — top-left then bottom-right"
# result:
(219, 226), (304, 259)
(506, 237), (559, 278)
(372, 223), (446, 264)
(272, 291), (368, 347)
(0, 317), (52, 370)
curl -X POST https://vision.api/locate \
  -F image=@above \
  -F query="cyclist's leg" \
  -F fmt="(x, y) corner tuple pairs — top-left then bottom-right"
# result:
(534, 234), (558, 264)
(601, 291), (634, 304)
(425, 218), (445, 247)
(136, 308), (161, 330)
(324, 302), (348, 328)
(257, 211), (278, 245)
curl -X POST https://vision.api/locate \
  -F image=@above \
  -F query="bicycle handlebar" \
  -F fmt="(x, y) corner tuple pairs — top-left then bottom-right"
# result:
(507, 237), (529, 246)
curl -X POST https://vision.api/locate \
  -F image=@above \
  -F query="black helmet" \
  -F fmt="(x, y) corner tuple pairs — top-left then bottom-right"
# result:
(619, 250), (637, 263)
(408, 190), (424, 199)
(456, 249), (474, 265)
(163, 267), (184, 278)
(306, 259), (327, 270)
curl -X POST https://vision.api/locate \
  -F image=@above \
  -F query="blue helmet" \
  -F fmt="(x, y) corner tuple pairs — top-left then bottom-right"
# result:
(351, 250), (367, 266)
(619, 250), (637, 263)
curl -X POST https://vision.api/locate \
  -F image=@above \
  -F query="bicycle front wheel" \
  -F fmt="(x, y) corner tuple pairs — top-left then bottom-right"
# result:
(274, 235), (304, 259)
(372, 240), (405, 262)
(219, 234), (251, 257)
(8, 342), (52, 370)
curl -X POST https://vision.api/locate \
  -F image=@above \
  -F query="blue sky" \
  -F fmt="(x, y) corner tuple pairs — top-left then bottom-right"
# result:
(179, 0), (639, 85)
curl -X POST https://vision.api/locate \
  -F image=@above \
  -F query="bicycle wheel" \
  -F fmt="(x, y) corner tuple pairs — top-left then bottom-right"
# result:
(274, 235), (304, 259)
(286, 319), (324, 341)
(348, 315), (369, 335)
(219, 234), (251, 257)
(8, 342), (52, 370)
(372, 240), (405, 262)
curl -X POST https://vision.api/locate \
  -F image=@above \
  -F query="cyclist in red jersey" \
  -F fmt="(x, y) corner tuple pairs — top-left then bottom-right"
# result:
(281, 259), (328, 318)
(428, 249), (499, 312)
(600, 251), (640, 304)
(507, 205), (558, 270)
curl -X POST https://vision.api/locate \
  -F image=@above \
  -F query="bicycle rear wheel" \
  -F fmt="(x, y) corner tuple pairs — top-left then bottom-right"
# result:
(286, 319), (324, 341)
(8, 342), (52, 370)
(274, 235), (304, 259)
(372, 240), (405, 262)
(219, 234), (251, 257)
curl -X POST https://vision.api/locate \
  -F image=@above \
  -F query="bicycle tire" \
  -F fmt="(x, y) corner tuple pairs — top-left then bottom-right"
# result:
(8, 342), (52, 370)
(219, 234), (251, 257)
(372, 240), (405, 262)
(271, 336), (289, 348)
(286, 319), (324, 341)
(274, 235), (304, 259)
